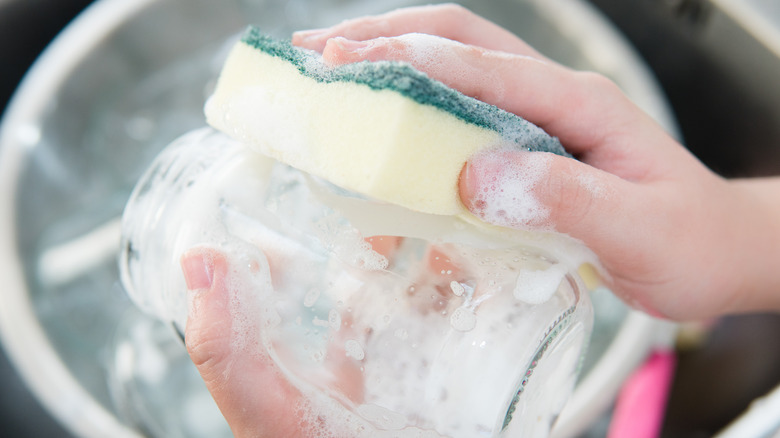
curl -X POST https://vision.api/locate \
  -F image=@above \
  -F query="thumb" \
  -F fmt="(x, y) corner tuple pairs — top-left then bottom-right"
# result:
(181, 247), (303, 438)
(459, 150), (656, 302)
(460, 149), (629, 234)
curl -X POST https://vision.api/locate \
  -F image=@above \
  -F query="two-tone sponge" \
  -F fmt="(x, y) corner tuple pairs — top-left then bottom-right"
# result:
(205, 27), (566, 215)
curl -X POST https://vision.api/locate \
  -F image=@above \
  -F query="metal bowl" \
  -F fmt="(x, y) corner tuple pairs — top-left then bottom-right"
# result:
(0, 0), (676, 436)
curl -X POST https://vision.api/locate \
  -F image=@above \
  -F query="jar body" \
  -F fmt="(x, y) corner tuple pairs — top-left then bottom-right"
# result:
(120, 128), (594, 437)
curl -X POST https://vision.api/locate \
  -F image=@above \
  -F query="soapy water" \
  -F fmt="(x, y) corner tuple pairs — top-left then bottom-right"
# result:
(120, 127), (594, 437)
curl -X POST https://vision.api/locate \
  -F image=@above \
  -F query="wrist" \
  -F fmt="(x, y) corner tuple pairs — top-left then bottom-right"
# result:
(728, 177), (780, 313)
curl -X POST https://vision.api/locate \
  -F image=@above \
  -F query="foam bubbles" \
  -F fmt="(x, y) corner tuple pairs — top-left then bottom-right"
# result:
(124, 128), (594, 438)
(449, 306), (477, 332)
(513, 263), (567, 305)
(315, 213), (389, 271)
(304, 288), (321, 307)
(223, 241), (279, 358)
(469, 148), (552, 229)
(388, 33), (508, 105)
(392, 33), (474, 89)
(329, 309), (342, 331)
(576, 170), (610, 200)
(345, 339), (365, 360)
(450, 280), (465, 297)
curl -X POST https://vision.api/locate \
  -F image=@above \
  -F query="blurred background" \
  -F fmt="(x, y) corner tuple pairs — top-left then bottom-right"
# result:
(1, 0), (779, 437)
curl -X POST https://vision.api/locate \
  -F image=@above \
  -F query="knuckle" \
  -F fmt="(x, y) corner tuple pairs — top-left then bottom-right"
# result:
(576, 70), (618, 94)
(185, 321), (230, 369)
(436, 3), (474, 22)
(542, 167), (597, 230)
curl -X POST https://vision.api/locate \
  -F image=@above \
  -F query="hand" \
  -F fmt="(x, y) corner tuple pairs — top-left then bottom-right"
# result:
(293, 4), (780, 320)
(181, 248), (307, 437)
(180, 237), (464, 437)
(181, 4), (780, 437)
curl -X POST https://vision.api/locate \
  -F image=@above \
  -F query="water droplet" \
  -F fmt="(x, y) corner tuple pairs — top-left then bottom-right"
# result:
(312, 317), (329, 328)
(303, 288), (320, 307)
(329, 309), (341, 331)
(450, 281), (465, 297)
(345, 339), (365, 360)
(450, 307), (477, 332)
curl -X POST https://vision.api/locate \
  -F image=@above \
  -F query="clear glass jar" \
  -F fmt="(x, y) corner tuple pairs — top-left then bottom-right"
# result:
(119, 127), (595, 437)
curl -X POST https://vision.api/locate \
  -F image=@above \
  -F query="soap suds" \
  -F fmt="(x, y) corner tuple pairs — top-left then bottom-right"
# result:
(345, 339), (365, 360)
(389, 33), (507, 103)
(224, 242), (279, 358)
(393, 33), (464, 80)
(575, 170), (610, 200)
(315, 213), (389, 271)
(469, 148), (552, 229)
(513, 263), (568, 305)
(449, 280), (465, 297)
(122, 128), (594, 438)
(449, 306), (477, 332)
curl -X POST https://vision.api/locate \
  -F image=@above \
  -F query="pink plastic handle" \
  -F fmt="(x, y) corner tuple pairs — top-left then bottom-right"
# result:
(607, 349), (677, 438)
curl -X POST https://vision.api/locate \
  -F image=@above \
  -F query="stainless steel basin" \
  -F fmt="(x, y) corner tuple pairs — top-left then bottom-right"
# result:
(0, 0), (677, 436)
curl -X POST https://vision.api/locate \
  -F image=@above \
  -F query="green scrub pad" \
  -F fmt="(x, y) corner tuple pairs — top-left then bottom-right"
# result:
(205, 27), (566, 215)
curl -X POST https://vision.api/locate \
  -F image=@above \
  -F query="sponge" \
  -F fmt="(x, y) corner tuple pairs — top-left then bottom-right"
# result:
(205, 27), (566, 215)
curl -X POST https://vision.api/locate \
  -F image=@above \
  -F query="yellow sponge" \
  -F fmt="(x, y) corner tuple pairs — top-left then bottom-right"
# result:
(205, 27), (566, 215)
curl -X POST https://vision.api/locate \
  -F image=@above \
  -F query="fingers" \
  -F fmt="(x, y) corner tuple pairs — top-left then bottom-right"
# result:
(181, 247), (304, 438)
(365, 235), (403, 259)
(293, 3), (545, 58)
(457, 148), (745, 320)
(460, 149), (632, 241)
(458, 149), (653, 306)
(295, 4), (686, 181)
(320, 33), (673, 180)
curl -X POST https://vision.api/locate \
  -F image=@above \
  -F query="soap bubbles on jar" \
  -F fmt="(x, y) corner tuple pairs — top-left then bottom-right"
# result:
(119, 127), (595, 437)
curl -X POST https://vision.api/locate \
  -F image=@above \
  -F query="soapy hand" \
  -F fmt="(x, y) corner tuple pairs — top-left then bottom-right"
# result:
(181, 248), (315, 438)
(181, 245), (377, 438)
(180, 237), (465, 438)
(180, 5), (780, 438)
(293, 3), (780, 321)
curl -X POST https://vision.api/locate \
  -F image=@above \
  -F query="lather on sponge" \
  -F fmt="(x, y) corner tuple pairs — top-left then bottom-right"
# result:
(205, 27), (566, 215)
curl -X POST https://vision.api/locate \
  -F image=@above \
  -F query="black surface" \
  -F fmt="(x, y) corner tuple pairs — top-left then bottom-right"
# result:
(0, 0), (95, 119)
(1, 2), (94, 437)
(0, 344), (73, 437)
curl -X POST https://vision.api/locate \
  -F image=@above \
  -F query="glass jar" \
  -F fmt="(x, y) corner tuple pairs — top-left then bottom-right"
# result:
(119, 127), (595, 437)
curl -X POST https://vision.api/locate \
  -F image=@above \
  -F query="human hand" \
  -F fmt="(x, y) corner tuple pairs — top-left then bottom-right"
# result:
(181, 247), (310, 438)
(293, 4), (780, 320)
(180, 238), (472, 437)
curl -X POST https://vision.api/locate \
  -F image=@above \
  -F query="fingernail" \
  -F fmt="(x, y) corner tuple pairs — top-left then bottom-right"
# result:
(292, 28), (328, 42)
(182, 251), (214, 291)
(460, 149), (551, 229)
(458, 160), (482, 212)
(330, 36), (369, 51)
